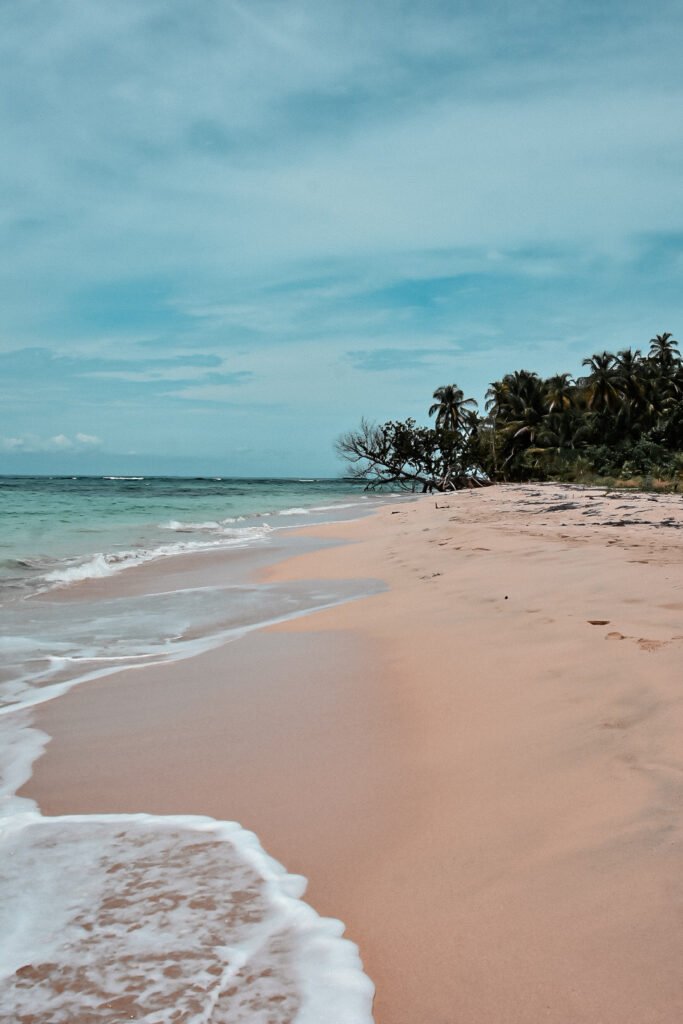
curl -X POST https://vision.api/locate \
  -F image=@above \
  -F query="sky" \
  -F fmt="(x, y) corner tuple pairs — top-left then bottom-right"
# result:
(1, 0), (682, 475)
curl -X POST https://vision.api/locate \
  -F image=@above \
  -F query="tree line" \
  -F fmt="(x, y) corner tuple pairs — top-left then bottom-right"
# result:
(337, 332), (683, 491)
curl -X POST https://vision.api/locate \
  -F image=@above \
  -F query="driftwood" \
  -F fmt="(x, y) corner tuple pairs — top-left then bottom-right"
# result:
(336, 418), (491, 494)
(420, 475), (491, 493)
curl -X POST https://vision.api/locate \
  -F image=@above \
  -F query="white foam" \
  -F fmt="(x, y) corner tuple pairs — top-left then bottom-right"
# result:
(276, 500), (372, 518)
(160, 519), (266, 535)
(45, 551), (116, 583)
(1, 580), (382, 720)
(307, 501), (366, 512)
(42, 527), (273, 587)
(0, 812), (374, 1024)
(161, 519), (225, 532)
(0, 713), (47, 818)
(0, 629), (231, 719)
(0, 595), (378, 1018)
(0, 490), (381, 1019)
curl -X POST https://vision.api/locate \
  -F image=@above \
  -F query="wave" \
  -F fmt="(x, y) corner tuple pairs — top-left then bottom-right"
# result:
(306, 501), (366, 512)
(0, 707), (374, 1022)
(0, 484), (380, 1018)
(160, 519), (255, 534)
(1, 578), (383, 718)
(0, 809), (374, 1023)
(161, 519), (228, 532)
(42, 527), (273, 587)
(161, 500), (370, 530)
(276, 501), (369, 517)
(0, 582), (377, 1021)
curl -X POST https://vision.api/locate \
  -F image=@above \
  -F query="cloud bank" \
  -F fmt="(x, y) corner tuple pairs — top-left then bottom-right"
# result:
(1, 432), (102, 453)
(0, 1), (681, 472)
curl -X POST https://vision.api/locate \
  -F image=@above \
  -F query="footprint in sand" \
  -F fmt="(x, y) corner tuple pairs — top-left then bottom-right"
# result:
(587, 619), (610, 626)
(637, 638), (666, 652)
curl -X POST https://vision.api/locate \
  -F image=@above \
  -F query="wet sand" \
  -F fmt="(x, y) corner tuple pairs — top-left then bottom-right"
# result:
(23, 483), (683, 1023)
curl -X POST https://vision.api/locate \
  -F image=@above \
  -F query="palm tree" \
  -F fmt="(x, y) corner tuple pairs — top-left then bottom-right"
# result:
(541, 373), (577, 448)
(500, 371), (547, 446)
(544, 373), (574, 414)
(646, 334), (681, 438)
(485, 370), (549, 475)
(485, 379), (509, 419)
(615, 347), (642, 379)
(613, 348), (653, 436)
(648, 332), (680, 370)
(581, 352), (623, 415)
(429, 384), (478, 435)
(484, 379), (510, 475)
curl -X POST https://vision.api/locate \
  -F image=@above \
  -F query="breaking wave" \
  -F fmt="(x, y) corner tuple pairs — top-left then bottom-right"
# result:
(0, 810), (374, 1024)
(43, 527), (273, 587)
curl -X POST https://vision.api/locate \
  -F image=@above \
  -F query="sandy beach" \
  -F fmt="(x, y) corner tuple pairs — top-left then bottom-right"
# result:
(22, 483), (683, 1023)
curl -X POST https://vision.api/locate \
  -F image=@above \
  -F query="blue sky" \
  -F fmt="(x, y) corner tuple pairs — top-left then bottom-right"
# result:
(1, 0), (682, 475)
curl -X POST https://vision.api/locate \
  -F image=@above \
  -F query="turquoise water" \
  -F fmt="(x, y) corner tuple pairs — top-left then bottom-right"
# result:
(0, 475), (389, 705)
(0, 476), (387, 1020)
(0, 476), (372, 594)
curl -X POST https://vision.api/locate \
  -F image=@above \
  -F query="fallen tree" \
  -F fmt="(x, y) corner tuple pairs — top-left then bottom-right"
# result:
(336, 418), (490, 491)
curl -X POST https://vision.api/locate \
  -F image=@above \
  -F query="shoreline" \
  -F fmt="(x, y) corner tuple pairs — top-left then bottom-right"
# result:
(19, 483), (683, 1022)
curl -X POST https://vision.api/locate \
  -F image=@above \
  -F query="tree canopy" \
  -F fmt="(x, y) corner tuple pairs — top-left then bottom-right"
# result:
(336, 416), (486, 492)
(337, 332), (683, 489)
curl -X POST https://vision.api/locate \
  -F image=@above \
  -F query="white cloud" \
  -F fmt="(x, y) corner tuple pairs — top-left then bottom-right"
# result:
(1, 432), (102, 452)
(1, 1), (682, 298)
(167, 384), (251, 402)
(0, 2), (682, 472)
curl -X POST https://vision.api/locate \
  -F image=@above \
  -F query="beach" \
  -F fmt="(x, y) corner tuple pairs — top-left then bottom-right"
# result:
(14, 483), (683, 1021)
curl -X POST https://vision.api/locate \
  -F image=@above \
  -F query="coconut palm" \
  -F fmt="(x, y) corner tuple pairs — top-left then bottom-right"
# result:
(615, 347), (642, 374)
(544, 373), (575, 414)
(500, 371), (547, 445)
(485, 379), (509, 419)
(581, 352), (623, 415)
(648, 332), (680, 370)
(429, 384), (478, 435)
(484, 371), (550, 475)
(538, 374), (576, 448)
(613, 348), (654, 435)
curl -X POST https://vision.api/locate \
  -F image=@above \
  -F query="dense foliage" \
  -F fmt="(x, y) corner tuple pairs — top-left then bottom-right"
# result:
(336, 415), (484, 491)
(338, 333), (683, 490)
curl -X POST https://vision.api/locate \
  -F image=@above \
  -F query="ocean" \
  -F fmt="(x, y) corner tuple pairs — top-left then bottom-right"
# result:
(0, 475), (380, 595)
(0, 475), (392, 1022)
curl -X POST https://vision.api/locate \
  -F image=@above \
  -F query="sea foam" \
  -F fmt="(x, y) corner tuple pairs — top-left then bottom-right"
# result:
(42, 526), (272, 587)
(0, 581), (380, 1020)
(0, 812), (374, 1024)
(0, 479), (381, 1020)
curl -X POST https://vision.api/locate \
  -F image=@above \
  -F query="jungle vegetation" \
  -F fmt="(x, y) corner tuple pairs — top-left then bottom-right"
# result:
(337, 333), (683, 491)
